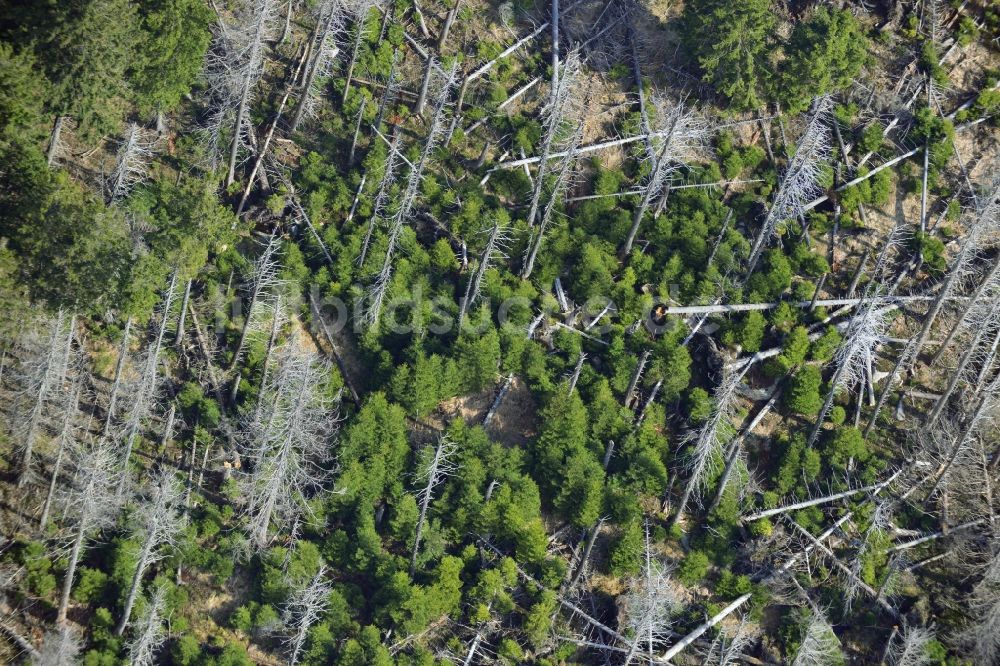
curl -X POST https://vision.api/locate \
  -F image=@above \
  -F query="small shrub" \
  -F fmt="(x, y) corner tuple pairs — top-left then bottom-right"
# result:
(677, 551), (711, 586)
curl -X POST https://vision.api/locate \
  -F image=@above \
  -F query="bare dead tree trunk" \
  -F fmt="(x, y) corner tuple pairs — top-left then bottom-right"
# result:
(346, 172), (366, 222)
(888, 518), (986, 552)
(627, 19), (654, 162)
(911, 234), (982, 368)
(458, 218), (510, 329)
(522, 55), (581, 229)
(227, 88), (251, 188)
(176, 282), (191, 347)
(521, 129), (580, 280)
(58, 446), (119, 625)
(40, 382), (82, 530)
(160, 404), (176, 449)
(238, 43), (311, 213)
(358, 125), (401, 267)
(786, 519), (898, 616)
(920, 136), (931, 233)
(365, 64), (456, 326)
(864, 334), (918, 439)
(803, 147), (922, 213)
(177, 436), (196, 585)
(602, 439), (615, 470)
(461, 627), (485, 665)
(20, 312), (74, 488)
(342, 0), (375, 103)
(309, 293), (361, 404)
(114, 476), (183, 636)
(923, 430), (977, 505)
(119, 275), (178, 493)
(280, 0), (293, 44)
(481, 539), (628, 644)
(197, 439), (210, 492)
(465, 3), (577, 84)
(415, 48), (434, 117)
(846, 250), (871, 299)
(567, 351), (586, 395)
(483, 373), (514, 426)
(251, 296), (283, 423)
(347, 96), (367, 166)
(976, 328), (1000, 393)
(744, 470), (904, 522)
(707, 383), (781, 514)
(636, 379), (661, 424)
(624, 350), (650, 408)
(228, 235), (280, 373)
(660, 594), (753, 662)
(57, 522), (86, 625)
(927, 308), (998, 427)
(932, 256), (1000, 365)
(746, 98), (832, 274)
(283, 567), (331, 666)
(806, 358), (849, 448)
(127, 585), (167, 665)
(438, 0), (461, 49)
(410, 436), (458, 574)
(47, 116), (64, 166)
(620, 145), (667, 257)
(241, 343), (337, 550)
(289, 18), (331, 134)
(550, 0), (559, 89)
(669, 368), (747, 529)
(107, 124), (157, 205)
(567, 517), (604, 589)
(664, 294), (942, 316)
(524, 136), (565, 231)
(499, 128), (695, 169)
(0, 621), (39, 660)
(104, 316), (133, 436)
(373, 53), (398, 131)
(221, 0), (278, 188)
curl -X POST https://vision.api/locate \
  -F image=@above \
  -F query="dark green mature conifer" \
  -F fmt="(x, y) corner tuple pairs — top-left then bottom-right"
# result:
(683, 0), (775, 111)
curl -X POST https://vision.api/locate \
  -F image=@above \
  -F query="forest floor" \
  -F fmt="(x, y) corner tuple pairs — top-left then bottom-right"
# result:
(436, 375), (538, 446)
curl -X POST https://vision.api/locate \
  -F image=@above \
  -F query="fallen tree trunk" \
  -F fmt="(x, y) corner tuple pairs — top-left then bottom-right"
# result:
(743, 470), (904, 522)
(237, 41), (311, 214)
(706, 382), (781, 514)
(664, 294), (949, 316)
(309, 293), (361, 405)
(888, 518), (987, 552)
(660, 593), (753, 662)
(786, 518), (898, 617)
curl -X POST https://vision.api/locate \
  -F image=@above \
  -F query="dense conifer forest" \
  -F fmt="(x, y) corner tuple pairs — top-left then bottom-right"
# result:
(0, 0), (999, 663)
